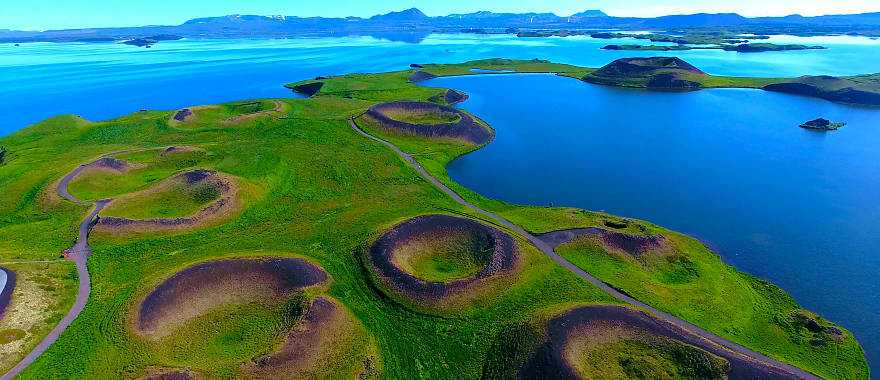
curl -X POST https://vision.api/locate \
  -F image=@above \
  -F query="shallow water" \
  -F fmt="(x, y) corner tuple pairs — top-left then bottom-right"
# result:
(432, 73), (880, 373)
(2, 33), (880, 134)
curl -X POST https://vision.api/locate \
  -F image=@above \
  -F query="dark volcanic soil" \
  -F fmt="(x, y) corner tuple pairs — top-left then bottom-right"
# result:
(291, 82), (324, 97)
(173, 109), (193, 122)
(367, 214), (518, 306)
(137, 257), (328, 335)
(538, 228), (668, 259)
(365, 101), (492, 145)
(519, 305), (800, 379)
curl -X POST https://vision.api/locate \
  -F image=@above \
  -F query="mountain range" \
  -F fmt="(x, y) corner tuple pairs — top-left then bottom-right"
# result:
(2, 8), (879, 43)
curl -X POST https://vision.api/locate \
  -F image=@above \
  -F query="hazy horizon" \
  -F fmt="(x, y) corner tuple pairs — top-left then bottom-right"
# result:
(3, 0), (879, 32)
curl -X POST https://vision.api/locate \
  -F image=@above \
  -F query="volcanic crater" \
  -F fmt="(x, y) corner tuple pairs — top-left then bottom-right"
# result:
(366, 214), (519, 310)
(506, 305), (800, 379)
(365, 101), (493, 145)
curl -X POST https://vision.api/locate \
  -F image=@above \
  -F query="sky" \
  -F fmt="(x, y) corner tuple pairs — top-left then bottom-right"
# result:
(3, 0), (879, 31)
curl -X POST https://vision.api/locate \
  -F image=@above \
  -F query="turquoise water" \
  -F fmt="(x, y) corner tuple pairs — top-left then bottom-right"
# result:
(433, 73), (880, 374)
(1, 33), (879, 373)
(2, 33), (880, 133)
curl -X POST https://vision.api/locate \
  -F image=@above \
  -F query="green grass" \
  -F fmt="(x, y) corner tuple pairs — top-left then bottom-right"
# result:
(0, 59), (868, 379)
(392, 229), (492, 282)
(1, 93), (613, 378)
(382, 108), (462, 125)
(100, 179), (221, 220)
(571, 339), (729, 380)
(297, 61), (869, 379)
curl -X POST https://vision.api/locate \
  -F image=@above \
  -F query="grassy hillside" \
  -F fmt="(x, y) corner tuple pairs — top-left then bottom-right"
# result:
(0, 58), (868, 379)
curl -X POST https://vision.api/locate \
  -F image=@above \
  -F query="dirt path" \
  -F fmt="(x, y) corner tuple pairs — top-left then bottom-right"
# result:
(348, 118), (819, 380)
(1, 170), (109, 379)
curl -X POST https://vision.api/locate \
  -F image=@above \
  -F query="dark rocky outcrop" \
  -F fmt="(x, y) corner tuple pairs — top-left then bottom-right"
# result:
(290, 81), (324, 97)
(799, 118), (845, 130)
(173, 109), (192, 122)
(443, 89), (469, 104)
(409, 70), (437, 82)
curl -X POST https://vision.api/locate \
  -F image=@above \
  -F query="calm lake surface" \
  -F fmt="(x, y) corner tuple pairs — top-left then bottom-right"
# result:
(433, 73), (880, 373)
(1, 33), (879, 372)
(1, 33), (880, 133)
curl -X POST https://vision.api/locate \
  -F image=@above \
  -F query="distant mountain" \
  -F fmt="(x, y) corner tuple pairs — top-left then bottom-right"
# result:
(2, 8), (879, 44)
(371, 8), (429, 22)
(645, 13), (748, 27)
(572, 10), (609, 18)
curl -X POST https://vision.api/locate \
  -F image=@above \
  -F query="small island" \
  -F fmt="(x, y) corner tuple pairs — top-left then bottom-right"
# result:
(601, 42), (824, 53)
(800, 118), (846, 131)
(121, 34), (182, 48)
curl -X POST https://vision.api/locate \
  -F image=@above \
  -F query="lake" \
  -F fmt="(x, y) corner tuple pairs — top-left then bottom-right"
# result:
(1, 33), (879, 373)
(2, 33), (880, 134)
(431, 72), (880, 374)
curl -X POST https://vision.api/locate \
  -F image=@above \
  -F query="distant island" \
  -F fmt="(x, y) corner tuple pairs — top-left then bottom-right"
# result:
(2, 8), (880, 45)
(800, 118), (846, 130)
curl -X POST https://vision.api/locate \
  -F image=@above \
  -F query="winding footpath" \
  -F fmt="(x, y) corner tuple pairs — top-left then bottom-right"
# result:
(349, 118), (820, 380)
(1, 163), (109, 380)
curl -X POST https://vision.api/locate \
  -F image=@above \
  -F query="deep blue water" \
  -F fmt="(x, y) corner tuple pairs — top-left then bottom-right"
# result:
(433, 73), (880, 374)
(1, 33), (879, 374)
(1, 34), (880, 134)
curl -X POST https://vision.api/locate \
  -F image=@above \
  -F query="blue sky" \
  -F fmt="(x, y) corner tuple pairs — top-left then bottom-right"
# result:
(3, 0), (879, 31)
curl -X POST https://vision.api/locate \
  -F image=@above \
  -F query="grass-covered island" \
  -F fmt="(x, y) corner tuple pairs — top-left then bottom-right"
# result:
(602, 43), (825, 52)
(0, 58), (870, 379)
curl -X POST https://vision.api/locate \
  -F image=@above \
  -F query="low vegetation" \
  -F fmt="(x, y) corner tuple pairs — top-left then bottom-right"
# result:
(0, 58), (868, 379)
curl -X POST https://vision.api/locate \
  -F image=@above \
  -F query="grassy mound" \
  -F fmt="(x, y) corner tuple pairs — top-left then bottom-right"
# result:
(485, 305), (799, 379)
(66, 148), (208, 201)
(136, 257), (327, 336)
(366, 214), (520, 311)
(381, 106), (462, 125)
(242, 297), (381, 379)
(101, 169), (231, 220)
(584, 57), (706, 90)
(364, 101), (492, 145)
(764, 74), (880, 106)
(170, 99), (287, 127)
(133, 257), (380, 378)
(95, 169), (243, 234)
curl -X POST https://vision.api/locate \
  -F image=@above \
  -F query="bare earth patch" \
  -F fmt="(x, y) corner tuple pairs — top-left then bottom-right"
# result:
(242, 296), (380, 379)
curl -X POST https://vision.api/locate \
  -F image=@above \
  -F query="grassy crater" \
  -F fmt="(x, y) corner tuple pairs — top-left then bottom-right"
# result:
(391, 228), (494, 282)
